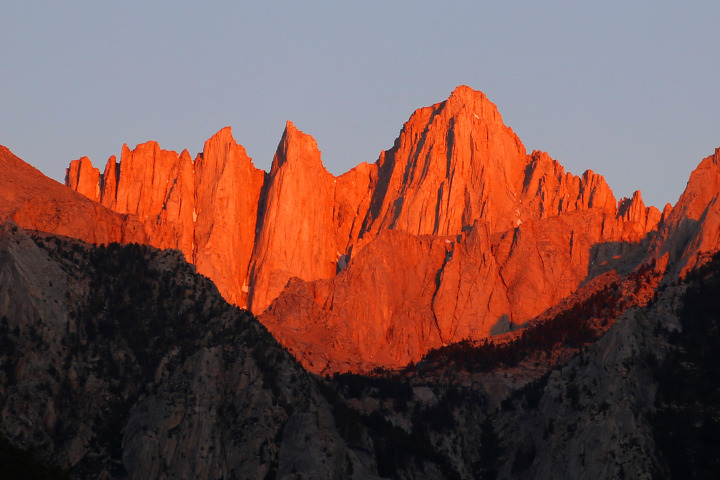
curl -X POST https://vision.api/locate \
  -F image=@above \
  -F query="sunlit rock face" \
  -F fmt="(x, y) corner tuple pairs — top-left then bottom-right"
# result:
(66, 127), (266, 308)
(1, 146), (146, 244)
(647, 148), (720, 277)
(192, 127), (266, 308)
(55, 86), (720, 374)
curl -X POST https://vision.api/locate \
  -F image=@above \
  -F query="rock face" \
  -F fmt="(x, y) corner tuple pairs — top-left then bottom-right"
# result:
(65, 156), (100, 202)
(48, 86), (720, 373)
(66, 127), (266, 307)
(260, 207), (657, 373)
(247, 122), (339, 312)
(0, 224), (382, 479)
(648, 147), (720, 277)
(353, 87), (617, 248)
(0, 146), (146, 245)
(193, 127), (265, 307)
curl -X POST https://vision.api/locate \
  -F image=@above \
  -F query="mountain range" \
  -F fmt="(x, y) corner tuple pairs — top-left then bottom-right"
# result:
(2, 85), (720, 478)
(60, 85), (718, 373)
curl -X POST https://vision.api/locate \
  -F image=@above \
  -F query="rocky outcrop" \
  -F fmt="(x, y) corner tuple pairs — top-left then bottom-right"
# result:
(353, 87), (618, 250)
(65, 156), (100, 202)
(65, 127), (266, 307)
(617, 190), (662, 240)
(260, 205), (658, 374)
(0, 225), (382, 479)
(110, 142), (196, 256)
(648, 147), (720, 277)
(1, 146), (146, 245)
(193, 127), (265, 307)
(56, 86), (682, 373)
(247, 122), (339, 312)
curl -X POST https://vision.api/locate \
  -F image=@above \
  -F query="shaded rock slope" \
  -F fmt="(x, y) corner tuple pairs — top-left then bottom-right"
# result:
(2, 218), (719, 479)
(0, 222), (382, 479)
(2, 85), (720, 480)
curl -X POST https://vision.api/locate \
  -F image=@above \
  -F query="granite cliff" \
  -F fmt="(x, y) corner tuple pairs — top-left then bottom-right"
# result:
(1, 221), (719, 479)
(3, 85), (720, 478)
(62, 86), (672, 373)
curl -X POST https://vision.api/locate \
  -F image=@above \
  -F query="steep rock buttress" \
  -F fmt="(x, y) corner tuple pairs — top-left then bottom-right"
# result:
(55, 86), (705, 374)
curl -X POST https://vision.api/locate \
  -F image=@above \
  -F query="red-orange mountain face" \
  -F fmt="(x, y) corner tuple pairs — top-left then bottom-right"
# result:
(1, 146), (146, 245)
(6, 85), (716, 373)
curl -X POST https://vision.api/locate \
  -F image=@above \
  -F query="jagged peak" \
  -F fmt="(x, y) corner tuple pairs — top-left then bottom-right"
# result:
(212, 125), (234, 140)
(618, 190), (644, 210)
(280, 120), (316, 146)
(66, 155), (97, 179)
(121, 140), (184, 159)
(179, 149), (192, 162)
(666, 147), (720, 223)
(284, 119), (298, 134)
(617, 190), (645, 217)
(65, 156), (100, 201)
(437, 85), (502, 126)
(199, 126), (253, 169)
(271, 120), (326, 174)
(390, 86), (506, 149)
(528, 150), (566, 175)
(202, 126), (241, 151)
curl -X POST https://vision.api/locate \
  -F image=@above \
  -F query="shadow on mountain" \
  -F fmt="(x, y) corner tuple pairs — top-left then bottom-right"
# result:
(583, 235), (657, 286)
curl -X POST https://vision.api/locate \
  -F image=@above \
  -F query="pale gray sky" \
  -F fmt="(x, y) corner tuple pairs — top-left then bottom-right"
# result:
(2, 1), (719, 208)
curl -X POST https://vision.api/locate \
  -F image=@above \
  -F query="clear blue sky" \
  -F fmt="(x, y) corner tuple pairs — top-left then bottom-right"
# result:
(2, 1), (719, 208)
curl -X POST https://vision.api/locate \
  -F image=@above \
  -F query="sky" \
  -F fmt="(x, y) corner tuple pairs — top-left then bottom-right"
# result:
(2, 1), (719, 209)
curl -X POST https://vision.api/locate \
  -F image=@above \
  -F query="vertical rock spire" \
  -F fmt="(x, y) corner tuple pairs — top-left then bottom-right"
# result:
(247, 121), (338, 312)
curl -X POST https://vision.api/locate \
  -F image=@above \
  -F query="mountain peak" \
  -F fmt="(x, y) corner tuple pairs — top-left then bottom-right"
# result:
(202, 126), (241, 154)
(446, 84), (497, 113)
(47, 89), (720, 374)
(271, 120), (324, 174)
(65, 156), (100, 202)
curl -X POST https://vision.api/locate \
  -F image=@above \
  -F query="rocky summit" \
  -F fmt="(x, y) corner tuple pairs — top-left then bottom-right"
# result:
(62, 85), (678, 373)
(2, 86), (720, 478)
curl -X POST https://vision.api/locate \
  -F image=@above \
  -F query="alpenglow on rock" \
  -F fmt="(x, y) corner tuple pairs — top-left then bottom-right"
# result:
(55, 86), (720, 373)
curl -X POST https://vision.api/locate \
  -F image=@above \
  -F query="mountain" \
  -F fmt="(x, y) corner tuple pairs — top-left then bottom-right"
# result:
(0, 222), (385, 479)
(3, 85), (720, 478)
(64, 86), (670, 373)
(1, 146), (146, 245)
(1, 221), (719, 479)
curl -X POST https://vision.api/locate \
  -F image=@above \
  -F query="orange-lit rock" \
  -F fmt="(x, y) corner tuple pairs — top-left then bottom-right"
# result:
(193, 126), (265, 307)
(650, 147), (720, 277)
(100, 155), (118, 208)
(353, 87), (619, 253)
(520, 151), (617, 219)
(247, 122), (338, 312)
(333, 161), (376, 256)
(355, 86), (530, 246)
(66, 127), (266, 307)
(107, 142), (195, 257)
(260, 206), (656, 374)
(617, 190), (662, 241)
(65, 156), (100, 202)
(55, 85), (720, 375)
(1, 146), (146, 244)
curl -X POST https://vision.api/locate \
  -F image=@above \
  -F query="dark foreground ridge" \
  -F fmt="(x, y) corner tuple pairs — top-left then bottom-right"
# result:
(1, 220), (719, 479)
